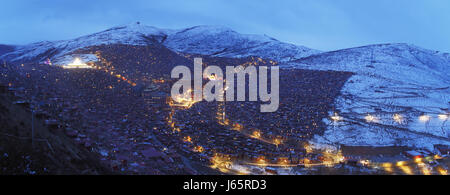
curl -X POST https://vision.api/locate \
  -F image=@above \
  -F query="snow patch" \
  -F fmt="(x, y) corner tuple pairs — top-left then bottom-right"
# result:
(285, 43), (450, 150)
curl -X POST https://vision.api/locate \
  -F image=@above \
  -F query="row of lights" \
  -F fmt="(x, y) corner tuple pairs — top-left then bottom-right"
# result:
(331, 112), (449, 123)
(376, 155), (447, 175)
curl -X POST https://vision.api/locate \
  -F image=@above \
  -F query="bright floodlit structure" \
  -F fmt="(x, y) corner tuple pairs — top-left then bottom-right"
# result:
(169, 89), (199, 109)
(62, 57), (93, 69)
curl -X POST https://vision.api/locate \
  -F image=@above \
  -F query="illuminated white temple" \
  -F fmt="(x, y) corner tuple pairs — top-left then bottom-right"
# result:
(62, 57), (92, 69)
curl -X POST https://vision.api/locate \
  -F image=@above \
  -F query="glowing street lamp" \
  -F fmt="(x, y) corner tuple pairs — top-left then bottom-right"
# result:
(396, 161), (406, 167)
(437, 167), (448, 175)
(193, 145), (204, 153)
(256, 156), (267, 165)
(438, 114), (448, 121)
(393, 114), (404, 124)
(304, 144), (313, 154)
(273, 138), (282, 146)
(252, 131), (261, 139)
(399, 165), (413, 175)
(382, 163), (393, 173)
(183, 136), (192, 143)
(419, 115), (430, 123)
(330, 112), (342, 122)
(414, 157), (423, 164)
(365, 114), (378, 123)
(278, 157), (289, 165)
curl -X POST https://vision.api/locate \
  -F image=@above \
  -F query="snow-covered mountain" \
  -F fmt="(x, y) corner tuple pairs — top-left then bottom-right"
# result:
(0, 24), (169, 63)
(163, 25), (319, 62)
(0, 23), (319, 63)
(285, 43), (450, 150)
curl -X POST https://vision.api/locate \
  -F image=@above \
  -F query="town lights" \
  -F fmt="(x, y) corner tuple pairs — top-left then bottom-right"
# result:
(232, 123), (243, 131)
(273, 138), (282, 146)
(382, 163), (393, 173)
(169, 88), (199, 109)
(421, 166), (432, 175)
(183, 136), (192, 143)
(171, 58), (280, 113)
(278, 157), (289, 165)
(434, 154), (443, 160)
(437, 167), (448, 175)
(194, 145), (204, 153)
(399, 165), (413, 175)
(359, 160), (370, 166)
(256, 156), (267, 165)
(396, 161), (406, 167)
(209, 154), (232, 173)
(152, 79), (165, 84)
(414, 157), (423, 163)
(304, 144), (313, 154)
(207, 74), (219, 80)
(252, 131), (261, 139)
(383, 163), (392, 168)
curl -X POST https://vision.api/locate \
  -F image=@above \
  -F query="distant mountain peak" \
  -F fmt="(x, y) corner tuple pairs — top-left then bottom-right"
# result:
(0, 23), (320, 62)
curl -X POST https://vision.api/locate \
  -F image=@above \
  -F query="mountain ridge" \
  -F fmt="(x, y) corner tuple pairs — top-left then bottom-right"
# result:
(0, 23), (320, 63)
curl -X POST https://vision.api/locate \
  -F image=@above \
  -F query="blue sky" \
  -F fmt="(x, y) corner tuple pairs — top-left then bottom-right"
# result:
(1, 0), (450, 52)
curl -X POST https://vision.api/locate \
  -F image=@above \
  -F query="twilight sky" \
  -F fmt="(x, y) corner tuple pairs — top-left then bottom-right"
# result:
(1, 0), (450, 52)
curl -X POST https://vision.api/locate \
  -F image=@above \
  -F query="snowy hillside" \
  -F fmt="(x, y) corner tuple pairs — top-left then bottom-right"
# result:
(164, 25), (320, 62)
(0, 23), (168, 63)
(286, 43), (450, 150)
(0, 23), (319, 63)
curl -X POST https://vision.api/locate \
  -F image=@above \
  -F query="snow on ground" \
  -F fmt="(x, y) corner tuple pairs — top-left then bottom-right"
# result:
(164, 25), (320, 62)
(0, 23), (168, 62)
(284, 43), (450, 151)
